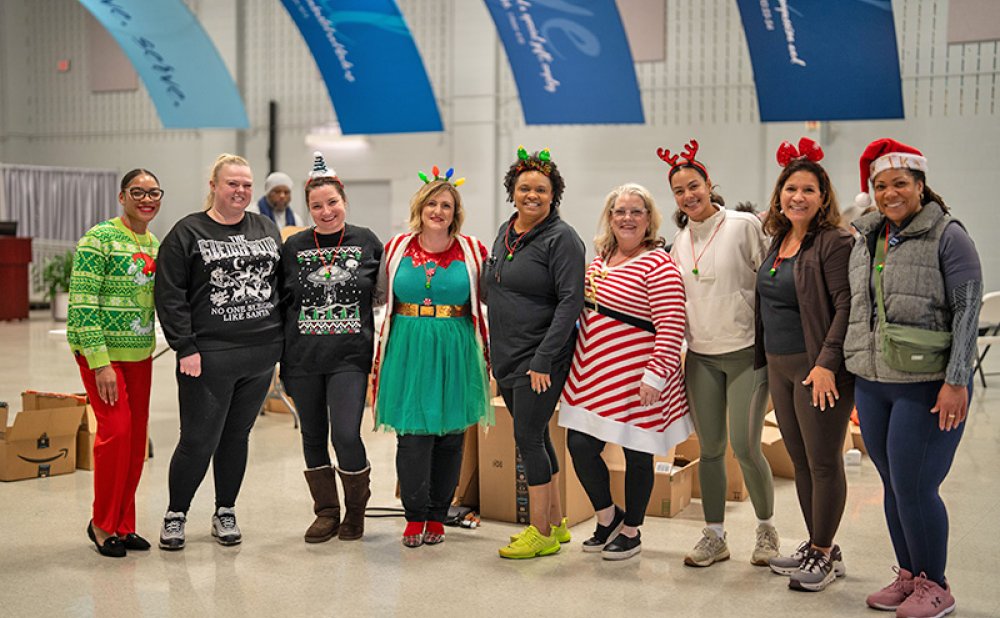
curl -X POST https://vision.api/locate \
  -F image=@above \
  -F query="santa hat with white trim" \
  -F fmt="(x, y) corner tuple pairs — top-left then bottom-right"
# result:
(854, 138), (928, 208)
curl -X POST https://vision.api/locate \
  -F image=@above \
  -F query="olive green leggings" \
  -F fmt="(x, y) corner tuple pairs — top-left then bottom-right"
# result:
(685, 346), (773, 523)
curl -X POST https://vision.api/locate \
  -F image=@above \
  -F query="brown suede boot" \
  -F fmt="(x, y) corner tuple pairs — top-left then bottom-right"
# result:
(303, 467), (340, 543)
(336, 464), (371, 541)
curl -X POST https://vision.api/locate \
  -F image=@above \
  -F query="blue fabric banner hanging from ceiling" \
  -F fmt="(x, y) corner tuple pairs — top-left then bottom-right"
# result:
(483, 0), (644, 125)
(77, 0), (248, 129)
(281, 0), (442, 135)
(735, 0), (904, 122)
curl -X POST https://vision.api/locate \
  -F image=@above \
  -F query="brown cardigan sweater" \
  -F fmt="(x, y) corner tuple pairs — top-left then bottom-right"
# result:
(754, 225), (854, 383)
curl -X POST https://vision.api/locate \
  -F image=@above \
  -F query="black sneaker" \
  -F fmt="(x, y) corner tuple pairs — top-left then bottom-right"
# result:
(582, 507), (625, 553)
(159, 511), (186, 551)
(602, 531), (641, 561)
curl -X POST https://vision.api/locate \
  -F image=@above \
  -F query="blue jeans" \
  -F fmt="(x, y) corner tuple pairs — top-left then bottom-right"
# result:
(855, 377), (969, 586)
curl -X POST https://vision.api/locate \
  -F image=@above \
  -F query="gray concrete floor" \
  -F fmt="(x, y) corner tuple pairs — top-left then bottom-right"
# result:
(1, 310), (997, 617)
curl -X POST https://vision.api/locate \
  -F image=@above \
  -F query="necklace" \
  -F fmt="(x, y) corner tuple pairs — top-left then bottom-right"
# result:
(312, 226), (346, 279)
(877, 223), (890, 272)
(769, 235), (802, 277)
(503, 220), (529, 261)
(120, 216), (156, 273)
(689, 214), (725, 276)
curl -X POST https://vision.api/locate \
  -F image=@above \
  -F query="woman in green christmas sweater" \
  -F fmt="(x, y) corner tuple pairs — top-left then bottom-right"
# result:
(67, 169), (163, 558)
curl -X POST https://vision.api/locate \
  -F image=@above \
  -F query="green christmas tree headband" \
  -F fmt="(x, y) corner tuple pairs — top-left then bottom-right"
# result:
(418, 165), (465, 187)
(511, 145), (553, 176)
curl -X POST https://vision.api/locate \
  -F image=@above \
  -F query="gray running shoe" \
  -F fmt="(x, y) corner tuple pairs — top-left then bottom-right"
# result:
(684, 528), (730, 567)
(159, 511), (186, 551)
(772, 541), (846, 578)
(212, 507), (242, 546)
(790, 548), (839, 592)
(751, 523), (780, 566)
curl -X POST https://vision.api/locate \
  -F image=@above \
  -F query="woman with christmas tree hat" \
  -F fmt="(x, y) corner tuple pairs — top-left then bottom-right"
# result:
(279, 152), (383, 543)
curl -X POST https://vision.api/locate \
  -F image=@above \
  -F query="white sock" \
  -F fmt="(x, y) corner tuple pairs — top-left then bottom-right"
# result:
(757, 518), (774, 528)
(707, 523), (725, 538)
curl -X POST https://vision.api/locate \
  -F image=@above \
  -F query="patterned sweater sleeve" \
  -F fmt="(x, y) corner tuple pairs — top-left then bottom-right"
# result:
(642, 256), (687, 391)
(67, 231), (110, 369)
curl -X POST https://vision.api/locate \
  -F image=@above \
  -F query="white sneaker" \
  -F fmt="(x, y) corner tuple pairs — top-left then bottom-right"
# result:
(684, 528), (730, 567)
(212, 507), (242, 546)
(159, 511), (186, 551)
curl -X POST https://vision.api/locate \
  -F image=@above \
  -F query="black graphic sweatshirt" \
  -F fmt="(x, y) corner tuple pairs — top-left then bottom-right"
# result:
(155, 212), (283, 358)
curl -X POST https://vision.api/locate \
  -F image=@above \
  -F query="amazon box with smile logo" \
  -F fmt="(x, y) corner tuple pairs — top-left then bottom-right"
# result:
(0, 392), (86, 481)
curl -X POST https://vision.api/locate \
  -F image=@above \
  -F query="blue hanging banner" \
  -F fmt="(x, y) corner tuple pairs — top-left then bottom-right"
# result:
(735, 0), (904, 122)
(281, 0), (442, 135)
(77, 0), (248, 129)
(484, 0), (644, 125)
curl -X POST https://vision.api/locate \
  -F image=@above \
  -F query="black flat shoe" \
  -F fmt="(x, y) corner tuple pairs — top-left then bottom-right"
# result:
(88, 521), (126, 558)
(122, 533), (151, 551)
(602, 531), (641, 561)
(582, 507), (625, 553)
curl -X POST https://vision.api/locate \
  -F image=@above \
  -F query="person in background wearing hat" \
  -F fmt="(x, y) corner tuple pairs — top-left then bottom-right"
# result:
(483, 147), (585, 560)
(373, 166), (492, 548)
(754, 138), (854, 593)
(279, 153), (382, 544)
(248, 171), (305, 231)
(663, 139), (779, 569)
(68, 169), (163, 558)
(844, 139), (981, 617)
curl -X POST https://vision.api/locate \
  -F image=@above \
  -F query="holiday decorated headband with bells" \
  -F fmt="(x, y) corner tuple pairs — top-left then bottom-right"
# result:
(306, 151), (343, 186)
(854, 138), (928, 208)
(510, 146), (554, 176)
(656, 139), (708, 178)
(776, 137), (824, 167)
(418, 165), (465, 187)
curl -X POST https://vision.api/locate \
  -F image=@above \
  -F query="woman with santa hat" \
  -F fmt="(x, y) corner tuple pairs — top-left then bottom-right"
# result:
(844, 138), (982, 617)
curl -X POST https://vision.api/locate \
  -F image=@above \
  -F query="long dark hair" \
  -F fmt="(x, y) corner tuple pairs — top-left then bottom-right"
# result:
(668, 163), (725, 228)
(907, 170), (949, 213)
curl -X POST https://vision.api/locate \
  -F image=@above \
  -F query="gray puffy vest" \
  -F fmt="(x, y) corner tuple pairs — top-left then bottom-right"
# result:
(843, 203), (952, 383)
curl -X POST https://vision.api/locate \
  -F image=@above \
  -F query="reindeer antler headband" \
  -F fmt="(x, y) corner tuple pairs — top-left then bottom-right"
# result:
(656, 139), (708, 178)
(776, 137), (824, 167)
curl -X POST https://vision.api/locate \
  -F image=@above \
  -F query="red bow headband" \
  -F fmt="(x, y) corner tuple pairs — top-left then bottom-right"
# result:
(776, 137), (824, 167)
(656, 139), (708, 178)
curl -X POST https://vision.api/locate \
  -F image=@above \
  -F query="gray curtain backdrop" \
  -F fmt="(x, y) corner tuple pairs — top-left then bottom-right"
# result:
(0, 164), (118, 241)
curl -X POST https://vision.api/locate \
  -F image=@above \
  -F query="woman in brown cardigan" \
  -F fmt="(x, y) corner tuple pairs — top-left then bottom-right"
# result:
(753, 138), (854, 593)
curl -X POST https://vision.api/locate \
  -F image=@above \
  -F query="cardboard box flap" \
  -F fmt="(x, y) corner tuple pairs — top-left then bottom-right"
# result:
(22, 391), (87, 411)
(6, 406), (84, 442)
(80, 405), (97, 432)
(0, 403), (8, 436)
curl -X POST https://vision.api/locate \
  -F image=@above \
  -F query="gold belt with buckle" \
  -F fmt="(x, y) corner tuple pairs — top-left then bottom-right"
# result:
(394, 301), (470, 318)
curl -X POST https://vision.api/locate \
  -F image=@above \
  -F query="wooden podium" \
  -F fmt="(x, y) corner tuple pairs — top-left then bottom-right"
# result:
(0, 237), (32, 320)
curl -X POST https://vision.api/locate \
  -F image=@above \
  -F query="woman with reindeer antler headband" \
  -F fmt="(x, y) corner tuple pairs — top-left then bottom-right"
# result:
(278, 152), (383, 544)
(660, 139), (778, 569)
(754, 138), (854, 593)
(68, 169), (163, 558)
(372, 165), (491, 549)
(483, 147), (585, 560)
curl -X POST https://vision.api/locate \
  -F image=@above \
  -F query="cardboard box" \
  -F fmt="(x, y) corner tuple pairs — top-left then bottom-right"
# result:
(760, 424), (856, 480)
(764, 410), (779, 428)
(453, 426), (479, 508)
(674, 435), (749, 502)
(0, 393), (87, 481)
(478, 397), (592, 526)
(608, 452), (696, 518)
(76, 404), (98, 470)
(850, 423), (867, 455)
(264, 369), (296, 415)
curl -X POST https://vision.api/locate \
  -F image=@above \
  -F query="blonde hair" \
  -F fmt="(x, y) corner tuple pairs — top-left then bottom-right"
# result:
(594, 183), (664, 260)
(407, 180), (465, 236)
(203, 153), (251, 211)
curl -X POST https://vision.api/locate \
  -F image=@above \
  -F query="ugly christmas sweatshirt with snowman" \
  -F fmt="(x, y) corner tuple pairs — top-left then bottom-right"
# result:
(278, 224), (383, 377)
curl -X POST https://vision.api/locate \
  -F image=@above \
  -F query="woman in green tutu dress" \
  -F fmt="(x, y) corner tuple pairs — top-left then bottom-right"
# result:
(373, 167), (492, 548)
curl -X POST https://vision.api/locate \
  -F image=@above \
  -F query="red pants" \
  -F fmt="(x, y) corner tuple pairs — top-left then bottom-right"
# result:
(76, 354), (152, 536)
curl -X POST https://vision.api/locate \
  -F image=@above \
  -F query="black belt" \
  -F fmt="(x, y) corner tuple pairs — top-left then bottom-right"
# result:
(584, 300), (655, 334)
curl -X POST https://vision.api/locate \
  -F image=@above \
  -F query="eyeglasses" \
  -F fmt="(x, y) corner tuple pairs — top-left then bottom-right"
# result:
(611, 208), (647, 219)
(127, 187), (164, 200)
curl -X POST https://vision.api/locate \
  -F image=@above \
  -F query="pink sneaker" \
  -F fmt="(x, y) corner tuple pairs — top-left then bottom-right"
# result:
(894, 573), (955, 618)
(866, 566), (914, 610)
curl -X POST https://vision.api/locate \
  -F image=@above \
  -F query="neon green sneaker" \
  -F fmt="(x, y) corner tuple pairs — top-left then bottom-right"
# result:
(509, 518), (571, 544)
(499, 525), (561, 559)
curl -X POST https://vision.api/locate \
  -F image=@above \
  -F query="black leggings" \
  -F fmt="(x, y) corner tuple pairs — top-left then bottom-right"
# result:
(498, 368), (567, 487)
(567, 430), (654, 527)
(767, 352), (854, 548)
(396, 432), (465, 523)
(282, 371), (368, 472)
(167, 343), (280, 513)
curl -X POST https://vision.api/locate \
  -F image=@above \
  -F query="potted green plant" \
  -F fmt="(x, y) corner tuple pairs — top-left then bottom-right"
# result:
(42, 251), (74, 321)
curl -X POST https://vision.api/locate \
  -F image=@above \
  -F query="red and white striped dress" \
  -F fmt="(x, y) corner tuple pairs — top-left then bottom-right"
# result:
(560, 249), (693, 455)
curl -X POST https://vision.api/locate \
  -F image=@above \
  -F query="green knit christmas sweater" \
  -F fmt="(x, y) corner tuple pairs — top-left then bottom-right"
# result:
(67, 218), (160, 369)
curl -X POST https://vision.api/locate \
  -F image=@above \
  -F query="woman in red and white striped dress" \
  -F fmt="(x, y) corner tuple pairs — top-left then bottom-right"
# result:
(560, 183), (693, 560)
